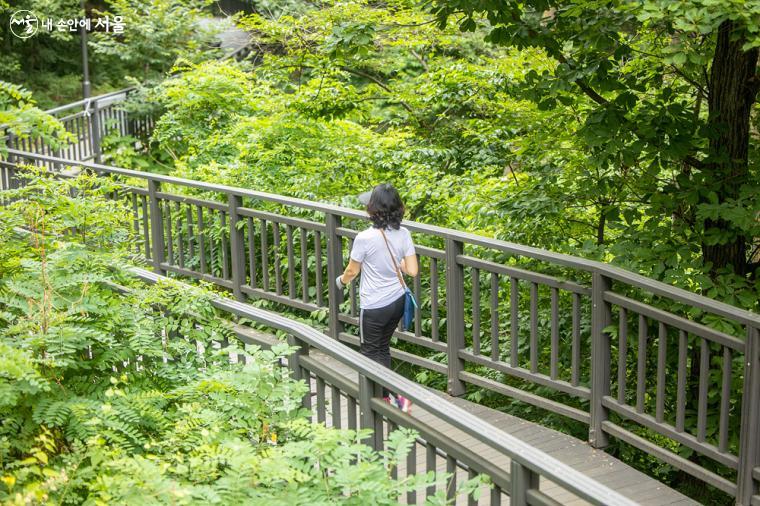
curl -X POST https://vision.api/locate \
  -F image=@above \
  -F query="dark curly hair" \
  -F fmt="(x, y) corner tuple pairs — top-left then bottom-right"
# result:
(366, 183), (405, 230)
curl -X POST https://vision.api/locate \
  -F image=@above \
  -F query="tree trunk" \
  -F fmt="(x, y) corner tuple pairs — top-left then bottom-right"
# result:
(702, 21), (759, 277)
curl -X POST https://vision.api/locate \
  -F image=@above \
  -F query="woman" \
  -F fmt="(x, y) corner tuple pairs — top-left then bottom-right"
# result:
(335, 183), (418, 412)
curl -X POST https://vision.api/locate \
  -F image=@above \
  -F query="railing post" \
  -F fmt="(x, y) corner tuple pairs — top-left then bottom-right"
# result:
(589, 271), (612, 448)
(738, 325), (760, 505)
(445, 237), (466, 396)
(228, 193), (246, 301)
(325, 212), (344, 339)
(147, 180), (166, 275)
(287, 335), (312, 410)
(510, 460), (539, 506)
(358, 374), (382, 450)
(90, 98), (102, 164)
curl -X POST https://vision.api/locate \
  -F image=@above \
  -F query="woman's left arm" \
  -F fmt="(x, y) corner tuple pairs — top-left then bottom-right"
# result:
(400, 254), (418, 277)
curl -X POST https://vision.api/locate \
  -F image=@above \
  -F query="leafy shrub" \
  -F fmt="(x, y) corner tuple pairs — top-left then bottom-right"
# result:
(0, 171), (481, 504)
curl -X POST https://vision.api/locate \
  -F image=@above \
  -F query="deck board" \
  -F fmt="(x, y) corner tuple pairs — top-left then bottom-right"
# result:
(300, 348), (699, 505)
(230, 328), (697, 505)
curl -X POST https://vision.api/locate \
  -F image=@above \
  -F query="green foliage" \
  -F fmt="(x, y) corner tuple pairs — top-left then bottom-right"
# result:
(89, 0), (222, 78)
(0, 0), (222, 106)
(0, 81), (73, 153)
(0, 171), (484, 504)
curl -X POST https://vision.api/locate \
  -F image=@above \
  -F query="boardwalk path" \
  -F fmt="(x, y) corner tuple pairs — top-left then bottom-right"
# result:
(235, 325), (698, 506)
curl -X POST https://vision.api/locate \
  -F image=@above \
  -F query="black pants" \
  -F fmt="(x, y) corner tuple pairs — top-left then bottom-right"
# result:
(360, 293), (405, 370)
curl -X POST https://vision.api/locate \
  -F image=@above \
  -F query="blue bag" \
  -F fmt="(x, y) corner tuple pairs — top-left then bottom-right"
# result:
(380, 229), (417, 331)
(402, 286), (418, 332)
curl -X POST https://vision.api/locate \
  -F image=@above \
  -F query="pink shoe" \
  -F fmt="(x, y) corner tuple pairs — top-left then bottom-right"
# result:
(384, 394), (399, 409)
(396, 395), (412, 414)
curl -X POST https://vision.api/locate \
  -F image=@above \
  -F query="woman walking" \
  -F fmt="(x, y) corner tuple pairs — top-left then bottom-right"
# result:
(335, 183), (418, 412)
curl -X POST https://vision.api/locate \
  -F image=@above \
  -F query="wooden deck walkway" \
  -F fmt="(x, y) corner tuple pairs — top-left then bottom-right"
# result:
(235, 325), (698, 506)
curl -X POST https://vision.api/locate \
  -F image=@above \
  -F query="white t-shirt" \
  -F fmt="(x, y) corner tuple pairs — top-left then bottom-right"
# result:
(350, 226), (415, 309)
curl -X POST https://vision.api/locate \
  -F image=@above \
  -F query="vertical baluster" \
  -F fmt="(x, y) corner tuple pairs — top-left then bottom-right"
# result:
(407, 442), (417, 504)
(490, 272), (499, 362)
(331, 385), (341, 429)
(426, 443), (437, 498)
(220, 212), (229, 280)
(208, 211), (217, 276)
(260, 219), (269, 291)
(697, 337), (709, 442)
(141, 195), (150, 260)
(636, 314), (648, 414)
(389, 420), (398, 480)
(510, 277), (519, 367)
(286, 225), (296, 297)
(472, 267), (480, 355)
(656, 322), (667, 423)
(197, 206), (207, 275)
(491, 485), (502, 506)
(446, 455), (456, 501)
(316, 376), (326, 424)
(467, 469), (478, 506)
(719, 346), (732, 453)
(315, 230), (324, 306)
(530, 282), (539, 373)
(247, 217), (257, 288)
(572, 293), (581, 386)
(165, 201), (174, 266)
(300, 228), (308, 302)
(347, 395), (357, 430)
(72, 116), (80, 160)
(131, 193), (140, 255)
(550, 287), (559, 380)
(91, 99), (102, 163)
(186, 206), (194, 267)
(273, 222), (282, 294)
(82, 114), (90, 159)
(176, 202), (185, 269)
(618, 307), (628, 403)
(431, 258), (439, 342)
(676, 330), (688, 432)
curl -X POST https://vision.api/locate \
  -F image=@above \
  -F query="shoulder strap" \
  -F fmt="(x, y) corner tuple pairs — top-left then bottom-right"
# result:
(379, 228), (406, 289)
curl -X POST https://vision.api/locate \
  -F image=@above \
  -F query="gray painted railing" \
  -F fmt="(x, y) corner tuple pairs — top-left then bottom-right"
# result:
(130, 265), (638, 506)
(2, 89), (760, 504)
(3, 87), (154, 165)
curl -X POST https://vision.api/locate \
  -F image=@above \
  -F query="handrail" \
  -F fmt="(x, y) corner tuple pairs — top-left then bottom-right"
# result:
(43, 87), (137, 116)
(130, 266), (638, 506)
(6, 147), (759, 326)
(3, 95), (759, 502)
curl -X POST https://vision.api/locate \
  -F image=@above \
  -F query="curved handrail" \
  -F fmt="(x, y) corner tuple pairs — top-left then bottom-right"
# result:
(130, 266), (638, 506)
(6, 147), (759, 327)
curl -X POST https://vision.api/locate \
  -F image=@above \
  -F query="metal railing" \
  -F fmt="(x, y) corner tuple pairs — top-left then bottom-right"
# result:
(1, 90), (759, 504)
(3, 87), (154, 165)
(130, 266), (638, 506)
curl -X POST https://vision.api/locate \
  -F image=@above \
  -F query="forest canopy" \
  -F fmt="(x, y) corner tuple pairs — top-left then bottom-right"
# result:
(120, 0), (759, 313)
